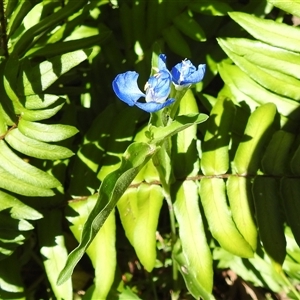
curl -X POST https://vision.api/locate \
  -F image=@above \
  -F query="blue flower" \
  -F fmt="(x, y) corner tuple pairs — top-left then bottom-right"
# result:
(171, 59), (206, 89)
(112, 55), (174, 113)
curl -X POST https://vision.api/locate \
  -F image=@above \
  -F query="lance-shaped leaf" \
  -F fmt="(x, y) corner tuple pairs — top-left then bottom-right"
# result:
(189, 0), (233, 16)
(268, 0), (300, 18)
(218, 38), (300, 80)
(0, 140), (60, 189)
(66, 195), (116, 300)
(201, 97), (235, 175)
(38, 210), (72, 300)
(173, 180), (213, 295)
(19, 49), (91, 96)
(229, 12), (300, 52)
(10, 0), (87, 56)
(148, 113), (208, 144)
(227, 176), (257, 251)
(21, 100), (65, 121)
(262, 130), (295, 176)
(199, 178), (254, 258)
(18, 119), (78, 142)
(24, 94), (65, 110)
(118, 184), (163, 272)
(57, 142), (158, 285)
(219, 64), (299, 119)
(0, 252), (25, 298)
(233, 103), (276, 175)
(172, 89), (200, 178)
(173, 241), (214, 300)
(5, 128), (74, 160)
(0, 190), (42, 220)
(0, 166), (54, 197)
(218, 38), (300, 100)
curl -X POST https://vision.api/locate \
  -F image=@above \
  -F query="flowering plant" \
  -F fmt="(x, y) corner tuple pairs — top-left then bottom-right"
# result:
(112, 54), (205, 113)
(59, 53), (209, 299)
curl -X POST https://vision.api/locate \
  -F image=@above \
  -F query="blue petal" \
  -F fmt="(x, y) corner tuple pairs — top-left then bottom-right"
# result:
(171, 61), (206, 86)
(158, 54), (168, 71)
(135, 98), (175, 113)
(183, 64), (206, 85)
(112, 71), (145, 106)
(145, 70), (171, 103)
(171, 65), (182, 85)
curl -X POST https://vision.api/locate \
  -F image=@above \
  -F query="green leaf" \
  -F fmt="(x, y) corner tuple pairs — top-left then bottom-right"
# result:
(67, 195), (116, 300)
(149, 113), (208, 144)
(227, 176), (257, 251)
(252, 177), (286, 266)
(172, 89), (200, 178)
(21, 100), (65, 121)
(189, 0), (233, 16)
(285, 226), (300, 264)
(291, 143), (300, 176)
(218, 63), (259, 111)
(24, 94), (65, 110)
(68, 104), (120, 197)
(281, 178), (300, 247)
(116, 287), (142, 300)
(162, 26), (192, 58)
(19, 49), (90, 96)
(0, 190), (42, 220)
(57, 142), (158, 285)
(133, 125), (159, 184)
(248, 252), (285, 292)
(173, 241), (214, 300)
(0, 166), (54, 197)
(233, 103), (277, 175)
(7, 1), (35, 37)
(218, 63), (299, 119)
(268, 0), (300, 18)
(199, 178), (254, 258)
(229, 11), (300, 52)
(0, 210), (33, 231)
(218, 38), (300, 80)
(0, 140), (61, 189)
(10, 0), (87, 56)
(201, 97), (235, 175)
(18, 119), (78, 142)
(218, 38), (300, 100)
(38, 210), (73, 300)
(97, 107), (144, 181)
(262, 130), (295, 176)
(27, 28), (111, 58)
(118, 184), (163, 272)
(173, 180), (213, 294)
(173, 11), (206, 42)
(0, 253), (25, 299)
(5, 128), (74, 160)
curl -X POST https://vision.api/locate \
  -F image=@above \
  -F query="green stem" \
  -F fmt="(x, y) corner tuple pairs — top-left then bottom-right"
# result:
(149, 87), (191, 295)
(279, 269), (300, 300)
(150, 272), (158, 300)
(152, 149), (179, 292)
(168, 87), (189, 122)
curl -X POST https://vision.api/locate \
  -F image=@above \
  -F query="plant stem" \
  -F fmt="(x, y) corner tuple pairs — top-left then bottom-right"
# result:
(0, 0), (8, 57)
(152, 149), (179, 293)
(168, 88), (188, 121)
(279, 269), (300, 300)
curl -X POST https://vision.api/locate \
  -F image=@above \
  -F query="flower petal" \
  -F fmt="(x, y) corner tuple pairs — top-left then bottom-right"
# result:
(158, 54), (168, 71)
(112, 71), (145, 106)
(171, 60), (206, 86)
(135, 98), (175, 113)
(184, 63), (206, 84)
(145, 70), (172, 103)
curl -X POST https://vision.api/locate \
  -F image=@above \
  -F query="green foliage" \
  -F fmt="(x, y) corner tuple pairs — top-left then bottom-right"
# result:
(1, 0), (300, 299)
